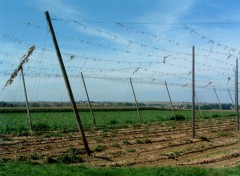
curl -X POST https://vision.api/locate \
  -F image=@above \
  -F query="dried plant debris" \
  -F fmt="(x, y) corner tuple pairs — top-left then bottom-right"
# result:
(3, 45), (35, 89)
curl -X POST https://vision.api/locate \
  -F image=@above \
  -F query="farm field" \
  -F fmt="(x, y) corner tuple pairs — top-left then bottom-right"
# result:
(2, 1), (240, 175)
(0, 108), (240, 173)
(0, 108), (236, 134)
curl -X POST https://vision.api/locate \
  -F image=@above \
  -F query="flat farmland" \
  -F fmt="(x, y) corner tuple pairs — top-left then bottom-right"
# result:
(0, 109), (239, 169)
(0, 108), (236, 133)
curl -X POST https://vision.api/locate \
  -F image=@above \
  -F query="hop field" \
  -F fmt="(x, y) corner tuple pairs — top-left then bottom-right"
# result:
(0, 107), (235, 134)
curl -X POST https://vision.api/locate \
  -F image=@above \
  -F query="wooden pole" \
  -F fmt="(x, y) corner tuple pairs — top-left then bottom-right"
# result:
(195, 92), (203, 119)
(228, 88), (236, 114)
(45, 11), (91, 156)
(228, 89), (234, 106)
(81, 72), (96, 127)
(235, 59), (239, 131)
(213, 87), (224, 117)
(21, 66), (33, 134)
(129, 77), (142, 123)
(192, 45), (195, 138)
(164, 81), (176, 120)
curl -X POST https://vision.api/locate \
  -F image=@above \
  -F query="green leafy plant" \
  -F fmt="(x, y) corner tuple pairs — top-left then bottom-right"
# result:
(95, 145), (106, 152)
(111, 143), (121, 148)
(126, 148), (136, 153)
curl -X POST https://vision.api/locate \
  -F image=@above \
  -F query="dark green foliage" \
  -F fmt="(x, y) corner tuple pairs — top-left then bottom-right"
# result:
(126, 148), (136, 153)
(28, 153), (41, 160)
(212, 114), (220, 118)
(109, 119), (118, 125)
(111, 143), (121, 148)
(64, 148), (85, 155)
(125, 120), (133, 124)
(135, 139), (142, 144)
(95, 145), (106, 152)
(15, 156), (28, 162)
(45, 157), (57, 164)
(33, 123), (50, 131)
(227, 113), (235, 117)
(169, 114), (186, 121)
(56, 154), (83, 164)
(0, 158), (11, 165)
(201, 103), (233, 110)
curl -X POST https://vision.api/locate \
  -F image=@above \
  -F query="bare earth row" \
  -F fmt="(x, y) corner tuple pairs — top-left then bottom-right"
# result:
(0, 118), (239, 168)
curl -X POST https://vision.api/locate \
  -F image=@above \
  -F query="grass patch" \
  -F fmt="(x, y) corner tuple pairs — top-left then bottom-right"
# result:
(217, 131), (232, 137)
(1, 162), (240, 176)
(95, 145), (106, 152)
(111, 143), (121, 148)
(126, 148), (136, 153)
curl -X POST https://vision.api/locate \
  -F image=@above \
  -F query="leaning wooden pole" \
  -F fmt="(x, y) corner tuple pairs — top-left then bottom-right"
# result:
(164, 81), (176, 120)
(129, 77), (142, 123)
(213, 87), (224, 117)
(228, 89), (234, 107)
(235, 59), (239, 131)
(192, 45), (196, 138)
(45, 11), (91, 155)
(81, 72), (96, 127)
(195, 92), (203, 119)
(3, 45), (35, 134)
(228, 88), (236, 114)
(21, 66), (33, 134)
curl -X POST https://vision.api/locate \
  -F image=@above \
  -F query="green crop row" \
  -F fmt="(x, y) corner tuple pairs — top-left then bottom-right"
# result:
(0, 109), (236, 135)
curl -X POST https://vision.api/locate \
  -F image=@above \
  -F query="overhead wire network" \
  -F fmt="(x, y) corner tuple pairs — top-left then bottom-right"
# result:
(0, 17), (238, 103)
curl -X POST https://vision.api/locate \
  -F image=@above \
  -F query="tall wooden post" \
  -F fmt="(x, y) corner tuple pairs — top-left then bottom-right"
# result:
(192, 45), (195, 138)
(130, 77), (142, 123)
(45, 11), (91, 156)
(213, 87), (224, 117)
(195, 92), (203, 119)
(81, 72), (96, 127)
(164, 81), (176, 120)
(21, 66), (33, 134)
(235, 59), (239, 131)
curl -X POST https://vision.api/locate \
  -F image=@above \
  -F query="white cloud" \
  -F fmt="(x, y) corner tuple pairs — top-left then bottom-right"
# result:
(33, 0), (84, 19)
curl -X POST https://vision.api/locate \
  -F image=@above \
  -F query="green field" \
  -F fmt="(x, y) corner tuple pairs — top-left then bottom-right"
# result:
(0, 108), (239, 175)
(0, 107), (235, 134)
(0, 162), (240, 176)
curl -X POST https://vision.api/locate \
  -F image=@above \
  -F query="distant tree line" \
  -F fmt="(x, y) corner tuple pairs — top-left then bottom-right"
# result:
(0, 101), (234, 110)
(0, 101), (14, 107)
(200, 103), (233, 110)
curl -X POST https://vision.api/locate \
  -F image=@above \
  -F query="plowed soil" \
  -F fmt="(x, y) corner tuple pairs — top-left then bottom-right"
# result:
(1, 118), (239, 168)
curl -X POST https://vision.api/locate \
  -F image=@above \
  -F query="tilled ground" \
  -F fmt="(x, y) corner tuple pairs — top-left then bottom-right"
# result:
(0, 118), (239, 168)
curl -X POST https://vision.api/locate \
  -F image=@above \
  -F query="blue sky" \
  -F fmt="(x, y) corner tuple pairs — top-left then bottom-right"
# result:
(1, 0), (240, 103)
